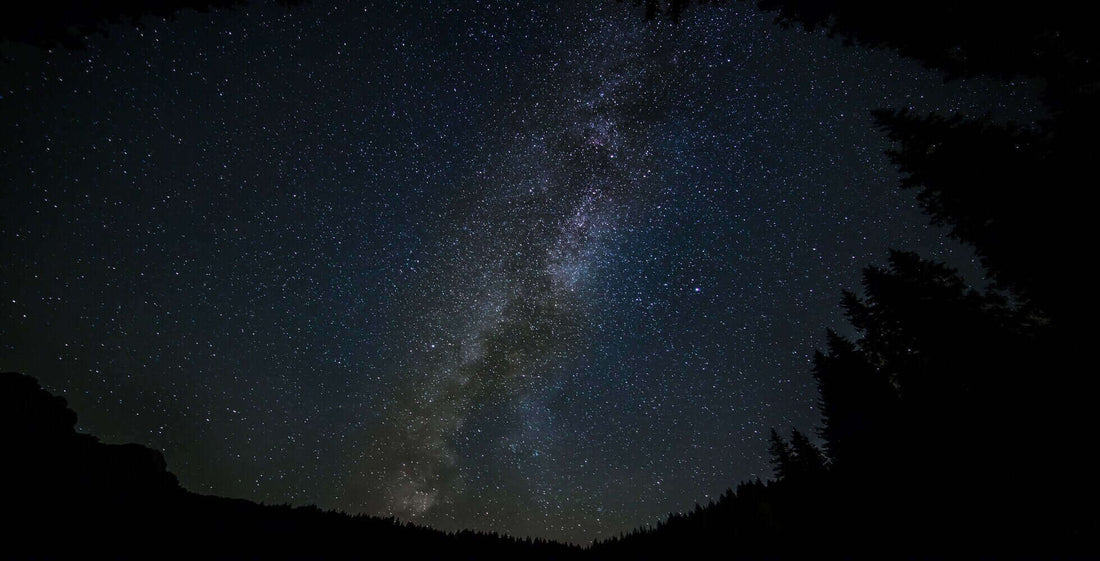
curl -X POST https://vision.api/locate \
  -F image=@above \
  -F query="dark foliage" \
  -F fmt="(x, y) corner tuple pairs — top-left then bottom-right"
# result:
(869, 107), (1093, 330)
(766, 429), (793, 481)
(767, 428), (825, 484)
(1, 372), (581, 560)
(593, 5), (1097, 557)
(753, 1), (1099, 83)
(751, 1), (1097, 330)
(592, 252), (1095, 559)
(632, 2), (1096, 326)
(636, 1), (1098, 84)
(812, 329), (896, 473)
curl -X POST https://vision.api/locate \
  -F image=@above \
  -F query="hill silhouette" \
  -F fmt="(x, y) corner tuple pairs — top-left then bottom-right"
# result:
(2, 372), (580, 560)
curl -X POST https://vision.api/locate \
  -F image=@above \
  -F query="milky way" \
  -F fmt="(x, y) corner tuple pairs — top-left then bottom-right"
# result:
(0, 0), (1036, 543)
(349, 17), (682, 520)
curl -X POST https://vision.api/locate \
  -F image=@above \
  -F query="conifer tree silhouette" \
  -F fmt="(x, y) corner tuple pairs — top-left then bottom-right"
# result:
(787, 429), (826, 481)
(767, 429), (794, 481)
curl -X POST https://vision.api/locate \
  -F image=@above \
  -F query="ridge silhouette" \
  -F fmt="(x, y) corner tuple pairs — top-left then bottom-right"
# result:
(1, 372), (580, 560)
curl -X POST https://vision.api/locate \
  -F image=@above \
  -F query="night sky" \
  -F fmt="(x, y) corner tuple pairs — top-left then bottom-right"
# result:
(1, 0), (1037, 544)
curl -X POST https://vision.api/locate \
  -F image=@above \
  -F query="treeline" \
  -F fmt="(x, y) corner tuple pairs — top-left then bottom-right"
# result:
(592, 1), (1098, 559)
(1, 372), (581, 560)
(593, 251), (1089, 558)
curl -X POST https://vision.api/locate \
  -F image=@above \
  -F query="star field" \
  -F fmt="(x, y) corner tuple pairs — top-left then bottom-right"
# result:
(0, 0), (1037, 544)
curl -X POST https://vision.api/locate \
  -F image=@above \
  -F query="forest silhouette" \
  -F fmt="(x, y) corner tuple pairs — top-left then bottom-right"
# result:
(592, 1), (1097, 559)
(5, 0), (1098, 558)
(2, 372), (581, 559)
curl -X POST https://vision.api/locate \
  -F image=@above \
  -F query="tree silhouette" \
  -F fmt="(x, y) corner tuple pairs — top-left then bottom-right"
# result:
(744, 2), (1096, 329)
(787, 429), (825, 480)
(595, 246), (1093, 557)
(768, 428), (826, 483)
(629, 2), (1095, 329)
(812, 330), (897, 475)
(767, 429), (794, 481)
(752, 0), (1098, 83)
(870, 110), (1082, 324)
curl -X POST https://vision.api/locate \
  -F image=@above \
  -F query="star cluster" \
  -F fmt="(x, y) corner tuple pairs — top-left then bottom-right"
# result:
(0, 0), (1036, 544)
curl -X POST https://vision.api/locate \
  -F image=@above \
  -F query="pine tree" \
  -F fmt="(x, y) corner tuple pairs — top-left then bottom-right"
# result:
(812, 330), (898, 472)
(768, 429), (794, 481)
(788, 429), (827, 480)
